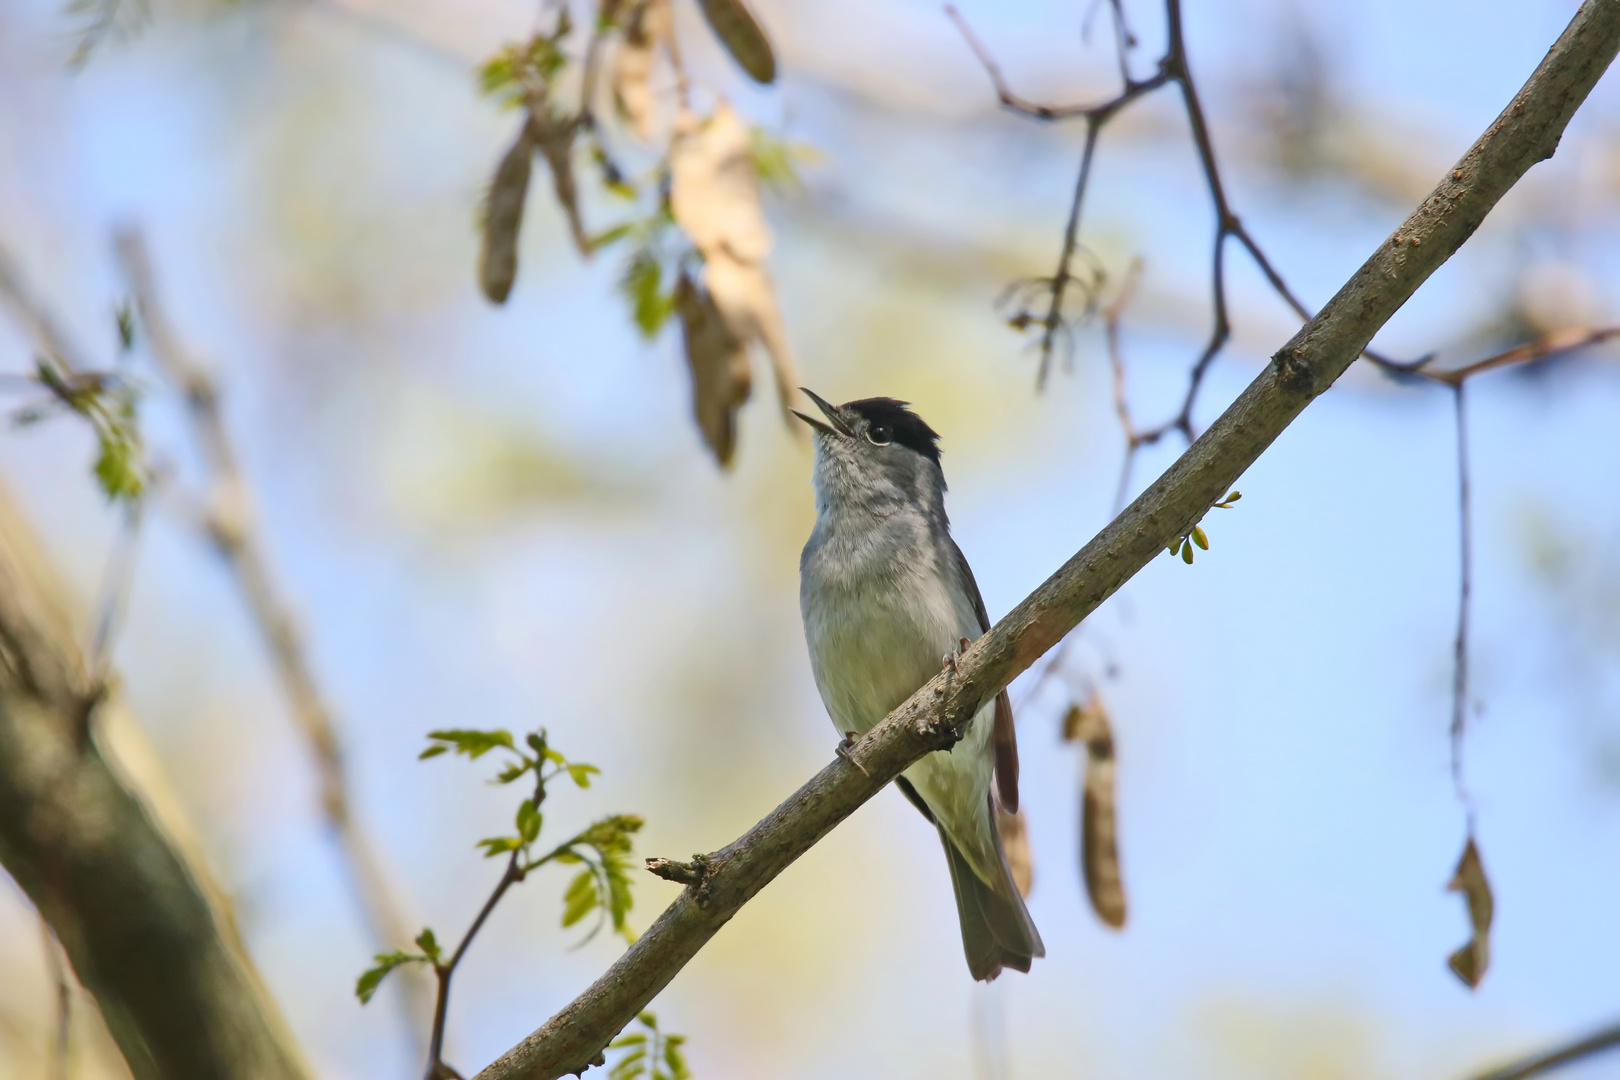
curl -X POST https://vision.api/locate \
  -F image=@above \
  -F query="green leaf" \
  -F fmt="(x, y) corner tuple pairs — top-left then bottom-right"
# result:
(589, 222), (636, 252)
(749, 127), (819, 191)
(414, 928), (443, 964)
(517, 799), (542, 844)
(477, 836), (522, 858)
(424, 728), (515, 760)
(567, 763), (601, 788)
(565, 868), (595, 904)
(562, 873), (598, 927)
(620, 250), (674, 339)
(93, 424), (143, 502)
(637, 1011), (657, 1028)
(355, 950), (427, 1004)
(608, 1048), (647, 1080)
(1192, 525), (1208, 550)
(115, 302), (135, 352)
(664, 1038), (689, 1080)
(526, 732), (547, 756)
(608, 1034), (647, 1048)
(418, 744), (449, 760)
(495, 761), (530, 784)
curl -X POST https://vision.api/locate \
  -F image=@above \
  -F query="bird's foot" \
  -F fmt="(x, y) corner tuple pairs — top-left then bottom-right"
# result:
(942, 637), (973, 673)
(836, 732), (868, 776)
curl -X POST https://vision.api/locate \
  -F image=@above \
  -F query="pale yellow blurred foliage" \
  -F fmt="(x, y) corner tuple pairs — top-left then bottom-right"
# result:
(1198, 995), (1393, 1080)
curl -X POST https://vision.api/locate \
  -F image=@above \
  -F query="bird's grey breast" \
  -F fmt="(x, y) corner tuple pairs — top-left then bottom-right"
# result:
(800, 506), (981, 736)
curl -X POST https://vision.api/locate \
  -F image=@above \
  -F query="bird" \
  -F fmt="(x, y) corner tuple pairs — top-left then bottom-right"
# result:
(794, 389), (1044, 981)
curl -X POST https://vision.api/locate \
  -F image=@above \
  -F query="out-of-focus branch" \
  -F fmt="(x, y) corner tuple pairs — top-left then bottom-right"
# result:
(0, 481), (313, 1080)
(475, 6), (1620, 1074)
(948, 3), (1170, 388)
(113, 230), (432, 1040)
(0, 248), (97, 376)
(1466, 1020), (1620, 1080)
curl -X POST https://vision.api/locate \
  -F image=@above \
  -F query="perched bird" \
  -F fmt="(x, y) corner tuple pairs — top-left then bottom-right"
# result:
(795, 390), (1044, 981)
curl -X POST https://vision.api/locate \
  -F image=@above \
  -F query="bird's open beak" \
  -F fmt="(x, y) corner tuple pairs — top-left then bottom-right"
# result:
(792, 388), (854, 439)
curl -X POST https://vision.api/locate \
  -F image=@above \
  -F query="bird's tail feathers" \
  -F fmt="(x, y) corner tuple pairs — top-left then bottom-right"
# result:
(939, 796), (1044, 982)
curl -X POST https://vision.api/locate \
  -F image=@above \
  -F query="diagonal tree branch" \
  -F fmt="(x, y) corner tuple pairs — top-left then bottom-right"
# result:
(475, 2), (1620, 1076)
(0, 479), (314, 1080)
(1466, 1019), (1620, 1080)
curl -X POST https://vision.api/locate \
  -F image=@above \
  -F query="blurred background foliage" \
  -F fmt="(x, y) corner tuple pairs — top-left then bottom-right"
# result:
(2, 0), (1620, 1077)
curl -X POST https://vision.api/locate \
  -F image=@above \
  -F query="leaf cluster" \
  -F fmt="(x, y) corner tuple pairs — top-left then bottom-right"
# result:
(21, 357), (145, 502)
(478, 12), (573, 108)
(607, 1011), (691, 1080)
(354, 728), (646, 1008)
(355, 928), (442, 1004)
(1166, 490), (1240, 564)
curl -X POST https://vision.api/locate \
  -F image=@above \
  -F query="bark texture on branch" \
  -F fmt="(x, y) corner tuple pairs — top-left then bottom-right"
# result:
(476, 4), (1620, 1077)
(0, 485), (312, 1080)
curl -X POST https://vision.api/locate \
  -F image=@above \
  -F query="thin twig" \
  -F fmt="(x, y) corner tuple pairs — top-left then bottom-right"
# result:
(0, 245), (97, 375)
(952, 0), (1418, 406)
(1467, 1020), (1620, 1080)
(112, 230), (432, 1049)
(85, 496), (144, 688)
(1422, 325), (1620, 386)
(1103, 259), (1143, 512)
(1450, 382), (1473, 814)
(426, 855), (524, 1080)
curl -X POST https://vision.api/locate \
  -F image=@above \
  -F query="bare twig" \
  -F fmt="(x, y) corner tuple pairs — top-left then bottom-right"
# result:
(1450, 382), (1474, 813)
(112, 231), (431, 1045)
(0, 247), (97, 374)
(474, 6), (1620, 1072)
(1466, 1020), (1620, 1080)
(952, 0), (1420, 402)
(1418, 324), (1620, 386)
(1103, 258), (1143, 512)
(424, 855), (524, 1080)
(85, 497), (144, 688)
(948, 4), (1171, 387)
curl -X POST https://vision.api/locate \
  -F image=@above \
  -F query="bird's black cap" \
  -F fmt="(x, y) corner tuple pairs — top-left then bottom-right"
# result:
(842, 398), (942, 466)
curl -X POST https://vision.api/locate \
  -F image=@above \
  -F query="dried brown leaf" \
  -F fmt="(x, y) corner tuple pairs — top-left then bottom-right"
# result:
(612, 0), (672, 140)
(479, 124), (535, 304)
(701, 250), (798, 421)
(674, 270), (751, 466)
(1446, 836), (1493, 988)
(996, 804), (1034, 899)
(531, 112), (589, 258)
(1066, 696), (1127, 928)
(670, 103), (770, 262)
(693, 0), (776, 84)
(670, 101), (799, 428)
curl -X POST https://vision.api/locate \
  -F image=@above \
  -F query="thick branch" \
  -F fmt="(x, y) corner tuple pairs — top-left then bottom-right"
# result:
(0, 484), (312, 1080)
(475, 3), (1620, 1077)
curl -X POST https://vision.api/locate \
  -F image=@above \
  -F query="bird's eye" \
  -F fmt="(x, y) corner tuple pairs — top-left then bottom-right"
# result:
(867, 424), (892, 446)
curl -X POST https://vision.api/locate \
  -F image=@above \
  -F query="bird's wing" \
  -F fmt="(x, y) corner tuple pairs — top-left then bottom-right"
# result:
(950, 538), (1020, 813)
